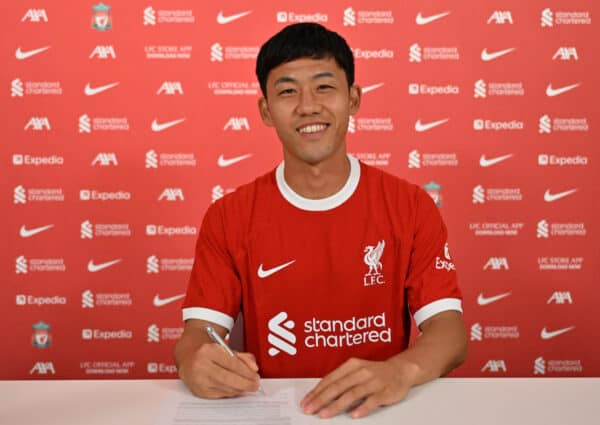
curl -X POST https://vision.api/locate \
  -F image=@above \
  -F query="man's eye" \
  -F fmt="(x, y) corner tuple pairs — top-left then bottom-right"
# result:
(318, 84), (334, 90)
(278, 88), (296, 95)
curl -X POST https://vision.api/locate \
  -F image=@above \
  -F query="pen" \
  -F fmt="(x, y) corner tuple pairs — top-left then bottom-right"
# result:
(205, 325), (265, 394)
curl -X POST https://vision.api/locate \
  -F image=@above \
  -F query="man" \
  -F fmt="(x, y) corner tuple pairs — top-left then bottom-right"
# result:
(175, 23), (467, 419)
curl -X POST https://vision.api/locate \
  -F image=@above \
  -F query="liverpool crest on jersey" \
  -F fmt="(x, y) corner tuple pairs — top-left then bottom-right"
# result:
(363, 240), (385, 286)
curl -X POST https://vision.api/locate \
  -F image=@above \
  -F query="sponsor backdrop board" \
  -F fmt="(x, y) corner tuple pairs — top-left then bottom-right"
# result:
(1, 2), (598, 379)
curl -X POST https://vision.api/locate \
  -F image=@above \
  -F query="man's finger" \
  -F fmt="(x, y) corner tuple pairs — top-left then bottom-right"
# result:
(208, 363), (259, 393)
(351, 393), (384, 419)
(304, 366), (372, 414)
(236, 352), (259, 372)
(318, 380), (377, 419)
(302, 358), (364, 409)
(208, 345), (260, 381)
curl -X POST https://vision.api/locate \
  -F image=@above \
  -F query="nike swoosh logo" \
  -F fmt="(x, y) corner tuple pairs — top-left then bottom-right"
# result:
(361, 83), (384, 94)
(257, 260), (296, 278)
(546, 83), (580, 97)
(544, 188), (578, 202)
(15, 46), (51, 60)
(151, 118), (185, 132)
(217, 153), (252, 167)
(84, 82), (119, 96)
(415, 118), (449, 132)
(217, 10), (252, 24)
(477, 292), (511, 306)
(87, 259), (122, 272)
(20, 224), (54, 238)
(416, 11), (451, 25)
(153, 293), (185, 307)
(480, 154), (513, 167)
(540, 326), (575, 340)
(481, 47), (515, 62)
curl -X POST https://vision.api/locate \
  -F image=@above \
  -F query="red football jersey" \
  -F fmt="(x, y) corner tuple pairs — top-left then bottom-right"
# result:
(183, 155), (462, 377)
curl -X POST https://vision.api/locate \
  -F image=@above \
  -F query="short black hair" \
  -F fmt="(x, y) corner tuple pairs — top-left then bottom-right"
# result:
(256, 23), (355, 97)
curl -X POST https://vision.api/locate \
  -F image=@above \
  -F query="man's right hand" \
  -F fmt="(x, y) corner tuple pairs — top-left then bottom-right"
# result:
(175, 320), (261, 399)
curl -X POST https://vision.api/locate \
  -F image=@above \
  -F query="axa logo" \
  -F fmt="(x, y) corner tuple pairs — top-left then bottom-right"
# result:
(483, 257), (509, 270)
(481, 360), (507, 373)
(158, 188), (184, 201)
(30, 362), (55, 375)
(91, 152), (118, 166)
(157, 81), (183, 95)
(547, 292), (573, 304)
(224, 117), (250, 131)
(22, 9), (49, 22)
(553, 47), (578, 61)
(25, 117), (51, 131)
(268, 312), (297, 356)
(363, 240), (386, 286)
(487, 11), (513, 24)
(90, 45), (116, 59)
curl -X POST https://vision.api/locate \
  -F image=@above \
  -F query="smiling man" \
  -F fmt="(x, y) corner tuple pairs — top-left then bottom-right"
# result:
(175, 23), (468, 419)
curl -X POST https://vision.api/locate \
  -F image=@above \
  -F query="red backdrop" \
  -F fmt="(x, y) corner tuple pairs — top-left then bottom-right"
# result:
(2, 1), (598, 379)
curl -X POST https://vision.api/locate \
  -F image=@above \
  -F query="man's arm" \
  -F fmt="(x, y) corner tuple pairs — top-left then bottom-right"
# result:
(300, 310), (468, 419)
(175, 319), (261, 398)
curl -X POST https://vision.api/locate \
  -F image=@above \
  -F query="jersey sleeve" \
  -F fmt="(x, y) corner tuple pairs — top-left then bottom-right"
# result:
(405, 187), (462, 329)
(181, 201), (242, 332)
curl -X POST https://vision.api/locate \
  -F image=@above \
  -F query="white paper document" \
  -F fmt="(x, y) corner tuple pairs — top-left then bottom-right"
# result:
(154, 387), (296, 425)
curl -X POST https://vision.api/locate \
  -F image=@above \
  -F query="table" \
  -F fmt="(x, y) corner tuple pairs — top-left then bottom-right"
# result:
(1, 378), (598, 424)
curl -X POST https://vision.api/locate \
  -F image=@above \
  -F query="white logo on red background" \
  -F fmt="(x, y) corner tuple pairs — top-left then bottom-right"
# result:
(16, 46), (50, 60)
(217, 10), (252, 24)
(157, 81), (183, 95)
(363, 240), (385, 286)
(90, 45), (116, 59)
(268, 312), (297, 356)
(22, 9), (49, 22)
(487, 11), (513, 24)
(158, 188), (184, 201)
(481, 360), (507, 373)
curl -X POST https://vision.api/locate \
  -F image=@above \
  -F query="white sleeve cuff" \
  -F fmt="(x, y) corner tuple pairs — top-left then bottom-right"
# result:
(182, 307), (235, 331)
(413, 298), (462, 328)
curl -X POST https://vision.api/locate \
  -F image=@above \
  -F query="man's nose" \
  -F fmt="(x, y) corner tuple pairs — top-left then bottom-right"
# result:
(296, 89), (322, 115)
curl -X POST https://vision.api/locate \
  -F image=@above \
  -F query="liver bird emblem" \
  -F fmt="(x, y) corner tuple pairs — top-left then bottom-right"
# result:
(364, 240), (385, 275)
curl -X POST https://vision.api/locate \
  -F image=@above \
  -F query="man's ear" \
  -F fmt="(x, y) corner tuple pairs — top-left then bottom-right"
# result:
(258, 97), (274, 127)
(349, 85), (362, 115)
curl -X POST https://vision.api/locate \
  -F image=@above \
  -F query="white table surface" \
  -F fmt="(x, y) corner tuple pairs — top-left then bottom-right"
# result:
(1, 378), (598, 425)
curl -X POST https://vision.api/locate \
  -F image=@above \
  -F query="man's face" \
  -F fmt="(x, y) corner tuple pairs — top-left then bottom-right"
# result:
(258, 57), (361, 167)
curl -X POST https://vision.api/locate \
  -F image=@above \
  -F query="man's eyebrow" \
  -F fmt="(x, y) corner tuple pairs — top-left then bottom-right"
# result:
(273, 72), (337, 86)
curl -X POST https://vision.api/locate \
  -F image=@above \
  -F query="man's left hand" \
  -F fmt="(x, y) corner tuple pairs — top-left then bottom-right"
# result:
(300, 356), (419, 419)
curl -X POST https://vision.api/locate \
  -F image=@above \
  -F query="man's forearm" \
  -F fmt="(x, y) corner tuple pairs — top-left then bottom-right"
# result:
(389, 311), (468, 387)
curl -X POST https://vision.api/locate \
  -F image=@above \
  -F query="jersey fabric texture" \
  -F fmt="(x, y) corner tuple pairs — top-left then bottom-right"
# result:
(182, 155), (462, 378)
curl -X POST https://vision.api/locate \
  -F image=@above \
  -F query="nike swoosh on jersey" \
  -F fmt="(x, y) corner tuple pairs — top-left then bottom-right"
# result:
(479, 154), (513, 167)
(415, 118), (449, 132)
(361, 83), (384, 94)
(153, 293), (185, 307)
(217, 153), (252, 167)
(481, 47), (515, 61)
(477, 292), (511, 306)
(258, 260), (296, 278)
(15, 46), (51, 60)
(19, 224), (54, 238)
(544, 188), (578, 202)
(415, 11), (451, 25)
(151, 118), (185, 132)
(540, 326), (575, 340)
(546, 83), (580, 97)
(217, 10), (252, 24)
(84, 82), (119, 96)
(87, 259), (122, 272)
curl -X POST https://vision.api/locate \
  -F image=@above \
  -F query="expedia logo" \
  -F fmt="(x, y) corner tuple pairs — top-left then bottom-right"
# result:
(268, 312), (296, 356)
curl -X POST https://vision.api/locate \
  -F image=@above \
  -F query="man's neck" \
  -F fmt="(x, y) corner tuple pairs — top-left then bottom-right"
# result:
(282, 153), (350, 200)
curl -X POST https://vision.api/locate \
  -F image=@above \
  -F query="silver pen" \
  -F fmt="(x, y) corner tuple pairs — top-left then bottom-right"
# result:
(205, 325), (265, 394)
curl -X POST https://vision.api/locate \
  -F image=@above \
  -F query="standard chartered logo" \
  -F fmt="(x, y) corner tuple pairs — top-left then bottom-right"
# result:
(471, 323), (483, 341)
(408, 150), (421, 168)
(268, 312), (297, 356)
(143, 6), (156, 25)
(343, 7), (356, 26)
(541, 8), (553, 27)
(210, 43), (224, 62)
(16, 256), (28, 274)
(147, 255), (160, 273)
(12, 78), (24, 97)
(211, 185), (225, 203)
(82, 290), (95, 308)
(539, 115), (552, 134)
(472, 185), (485, 203)
(81, 220), (93, 239)
(79, 114), (92, 133)
(474, 79), (487, 98)
(347, 116), (356, 134)
(534, 357), (546, 374)
(409, 43), (422, 62)
(147, 324), (160, 342)
(537, 219), (549, 238)
(145, 150), (158, 168)
(14, 185), (27, 204)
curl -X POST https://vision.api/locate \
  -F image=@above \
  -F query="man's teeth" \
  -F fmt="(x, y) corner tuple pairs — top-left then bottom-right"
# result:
(298, 124), (327, 134)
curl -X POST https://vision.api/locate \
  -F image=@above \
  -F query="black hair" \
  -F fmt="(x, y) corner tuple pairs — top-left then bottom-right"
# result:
(255, 23), (355, 97)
